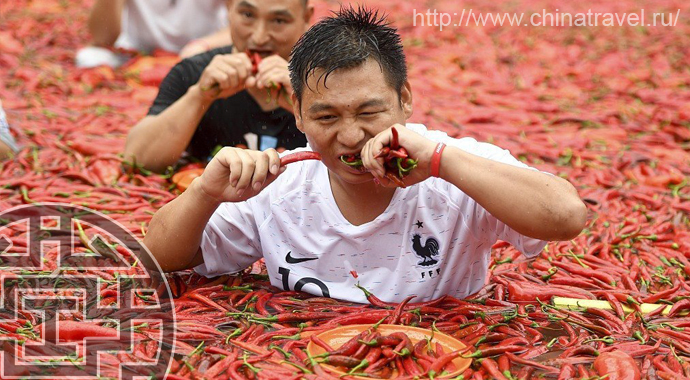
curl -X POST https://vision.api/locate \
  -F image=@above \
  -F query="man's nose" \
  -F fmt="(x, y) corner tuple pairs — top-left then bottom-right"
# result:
(251, 22), (270, 47)
(337, 123), (367, 148)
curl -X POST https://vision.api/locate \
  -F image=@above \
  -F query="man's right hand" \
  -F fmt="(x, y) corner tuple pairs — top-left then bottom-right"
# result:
(196, 53), (254, 101)
(196, 147), (285, 203)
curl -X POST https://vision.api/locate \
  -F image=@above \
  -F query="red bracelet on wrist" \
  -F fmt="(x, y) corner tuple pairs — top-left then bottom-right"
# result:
(430, 142), (446, 178)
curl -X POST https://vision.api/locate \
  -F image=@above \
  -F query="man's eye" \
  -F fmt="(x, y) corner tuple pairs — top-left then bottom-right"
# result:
(317, 115), (335, 121)
(274, 18), (288, 24)
(361, 111), (379, 116)
(241, 11), (254, 18)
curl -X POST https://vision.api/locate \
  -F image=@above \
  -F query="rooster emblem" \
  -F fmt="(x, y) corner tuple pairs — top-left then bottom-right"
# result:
(411, 234), (440, 266)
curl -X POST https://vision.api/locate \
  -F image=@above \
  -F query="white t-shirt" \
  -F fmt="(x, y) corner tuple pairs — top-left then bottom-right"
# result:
(115, 0), (228, 53)
(195, 123), (547, 303)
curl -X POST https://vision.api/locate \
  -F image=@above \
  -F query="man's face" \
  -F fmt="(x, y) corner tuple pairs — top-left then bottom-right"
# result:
(227, 0), (312, 60)
(294, 59), (413, 185)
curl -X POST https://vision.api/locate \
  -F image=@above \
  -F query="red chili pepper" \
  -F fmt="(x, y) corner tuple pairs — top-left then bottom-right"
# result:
(557, 363), (576, 380)
(374, 147), (390, 159)
(551, 261), (617, 286)
(39, 320), (145, 342)
(390, 127), (399, 150)
(505, 352), (559, 372)
(390, 295), (415, 324)
(402, 355), (423, 376)
(310, 334), (334, 352)
(322, 310), (392, 327)
(516, 366), (535, 380)
(320, 355), (362, 368)
(480, 358), (509, 380)
(385, 172), (406, 187)
(324, 329), (371, 357)
(428, 349), (468, 377)
(280, 151), (322, 166)
(462, 345), (526, 358)
(246, 49), (262, 75)
(507, 281), (594, 302)
(667, 298), (690, 317)
(360, 335), (403, 347)
(184, 292), (228, 314)
(593, 350), (641, 380)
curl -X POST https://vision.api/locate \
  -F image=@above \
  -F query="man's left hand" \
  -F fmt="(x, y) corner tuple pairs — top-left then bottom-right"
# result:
(246, 55), (294, 112)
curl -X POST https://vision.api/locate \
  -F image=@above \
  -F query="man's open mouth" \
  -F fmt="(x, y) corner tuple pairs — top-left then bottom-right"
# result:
(248, 49), (274, 58)
(340, 154), (365, 172)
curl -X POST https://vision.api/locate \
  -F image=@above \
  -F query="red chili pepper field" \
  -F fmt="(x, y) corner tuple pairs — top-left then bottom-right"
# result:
(1, 0), (690, 379)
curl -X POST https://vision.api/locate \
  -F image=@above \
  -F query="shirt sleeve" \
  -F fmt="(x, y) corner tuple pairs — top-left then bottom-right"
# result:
(147, 59), (200, 116)
(194, 200), (263, 277)
(0, 108), (19, 153)
(418, 126), (548, 258)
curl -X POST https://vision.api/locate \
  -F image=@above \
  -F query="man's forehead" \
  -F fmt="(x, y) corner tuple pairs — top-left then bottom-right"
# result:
(303, 62), (387, 92)
(231, 0), (303, 12)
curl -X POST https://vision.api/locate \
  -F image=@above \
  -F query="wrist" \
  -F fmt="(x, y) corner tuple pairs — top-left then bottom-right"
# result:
(189, 177), (222, 208)
(187, 84), (215, 107)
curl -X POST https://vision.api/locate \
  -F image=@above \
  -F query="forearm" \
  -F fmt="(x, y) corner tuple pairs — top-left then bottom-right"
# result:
(180, 27), (232, 58)
(143, 178), (220, 272)
(199, 27), (232, 49)
(0, 142), (11, 158)
(124, 85), (212, 172)
(439, 146), (587, 241)
(88, 0), (126, 47)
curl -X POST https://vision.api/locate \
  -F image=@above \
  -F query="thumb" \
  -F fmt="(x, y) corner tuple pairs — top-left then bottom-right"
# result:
(245, 76), (257, 88)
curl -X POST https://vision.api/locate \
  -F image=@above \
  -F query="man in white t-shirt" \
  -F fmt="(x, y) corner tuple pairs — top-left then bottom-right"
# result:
(76, 0), (230, 68)
(0, 100), (20, 158)
(144, 7), (587, 303)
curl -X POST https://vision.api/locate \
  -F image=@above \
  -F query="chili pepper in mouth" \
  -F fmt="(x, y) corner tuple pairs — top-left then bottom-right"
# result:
(340, 154), (364, 170)
(246, 49), (290, 105)
(246, 49), (263, 75)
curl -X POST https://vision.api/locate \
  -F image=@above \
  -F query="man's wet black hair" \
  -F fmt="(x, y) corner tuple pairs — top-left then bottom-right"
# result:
(289, 5), (407, 104)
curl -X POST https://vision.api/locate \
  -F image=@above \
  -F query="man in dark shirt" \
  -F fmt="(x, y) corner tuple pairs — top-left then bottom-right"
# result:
(124, 0), (313, 172)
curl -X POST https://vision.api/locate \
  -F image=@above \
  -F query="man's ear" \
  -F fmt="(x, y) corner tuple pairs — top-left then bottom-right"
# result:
(400, 81), (413, 119)
(304, 5), (315, 24)
(292, 93), (304, 133)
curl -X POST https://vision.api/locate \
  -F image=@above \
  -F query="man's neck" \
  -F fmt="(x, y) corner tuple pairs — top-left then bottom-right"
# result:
(328, 171), (397, 226)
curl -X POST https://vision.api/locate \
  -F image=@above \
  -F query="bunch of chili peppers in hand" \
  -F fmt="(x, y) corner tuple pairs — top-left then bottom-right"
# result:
(341, 127), (419, 187)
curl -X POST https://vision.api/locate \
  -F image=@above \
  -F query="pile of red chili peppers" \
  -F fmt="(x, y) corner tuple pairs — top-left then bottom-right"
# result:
(1, 0), (690, 379)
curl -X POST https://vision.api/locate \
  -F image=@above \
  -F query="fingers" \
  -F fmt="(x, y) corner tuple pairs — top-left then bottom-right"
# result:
(362, 131), (388, 179)
(266, 148), (281, 175)
(210, 65), (237, 91)
(234, 149), (256, 194)
(255, 69), (288, 90)
(200, 54), (253, 96)
(225, 148), (243, 188)
(202, 147), (288, 202)
(250, 150), (270, 191)
(230, 149), (283, 195)
(254, 56), (290, 90)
